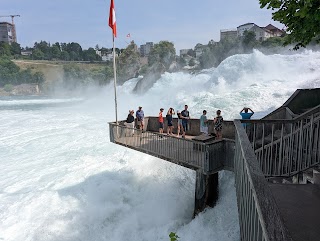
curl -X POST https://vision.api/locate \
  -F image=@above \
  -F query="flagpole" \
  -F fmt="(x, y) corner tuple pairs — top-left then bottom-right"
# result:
(112, 34), (118, 125)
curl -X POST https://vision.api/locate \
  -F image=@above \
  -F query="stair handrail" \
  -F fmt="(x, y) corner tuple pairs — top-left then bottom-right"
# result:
(234, 120), (293, 241)
(240, 103), (320, 125)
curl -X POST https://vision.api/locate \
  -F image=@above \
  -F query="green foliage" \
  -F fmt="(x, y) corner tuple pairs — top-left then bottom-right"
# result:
(32, 49), (45, 60)
(148, 41), (176, 68)
(169, 232), (179, 241)
(83, 48), (101, 62)
(63, 63), (112, 88)
(260, 37), (285, 48)
(139, 64), (148, 75)
(259, 0), (320, 49)
(242, 31), (258, 52)
(4, 84), (13, 92)
(199, 37), (241, 68)
(0, 42), (11, 56)
(10, 42), (21, 56)
(117, 41), (141, 83)
(0, 58), (46, 86)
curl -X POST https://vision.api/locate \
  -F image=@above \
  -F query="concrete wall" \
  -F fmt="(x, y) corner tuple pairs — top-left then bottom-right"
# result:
(145, 117), (235, 139)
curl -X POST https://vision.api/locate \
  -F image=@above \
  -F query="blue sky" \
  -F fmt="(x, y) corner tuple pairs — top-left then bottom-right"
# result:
(1, 0), (283, 52)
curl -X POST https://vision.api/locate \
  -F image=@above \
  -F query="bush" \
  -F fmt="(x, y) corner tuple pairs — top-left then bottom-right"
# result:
(4, 84), (13, 92)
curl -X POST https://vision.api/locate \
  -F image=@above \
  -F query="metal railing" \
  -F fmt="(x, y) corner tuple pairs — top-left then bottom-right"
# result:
(242, 105), (320, 177)
(109, 123), (209, 171)
(234, 120), (293, 241)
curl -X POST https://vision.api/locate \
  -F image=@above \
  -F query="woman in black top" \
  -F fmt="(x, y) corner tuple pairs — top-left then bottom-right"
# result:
(166, 107), (175, 135)
(125, 110), (135, 136)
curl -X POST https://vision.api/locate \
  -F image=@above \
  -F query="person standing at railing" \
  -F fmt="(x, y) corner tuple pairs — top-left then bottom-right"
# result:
(166, 107), (175, 135)
(181, 104), (190, 133)
(213, 109), (223, 139)
(125, 110), (135, 136)
(136, 106), (145, 131)
(240, 107), (254, 127)
(177, 110), (186, 138)
(158, 108), (164, 134)
(200, 110), (209, 135)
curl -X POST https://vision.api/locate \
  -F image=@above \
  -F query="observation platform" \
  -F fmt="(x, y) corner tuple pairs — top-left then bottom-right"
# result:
(108, 88), (320, 241)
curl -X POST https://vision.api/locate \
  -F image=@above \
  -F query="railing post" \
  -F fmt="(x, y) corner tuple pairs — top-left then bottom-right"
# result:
(308, 114), (314, 167)
(278, 124), (284, 176)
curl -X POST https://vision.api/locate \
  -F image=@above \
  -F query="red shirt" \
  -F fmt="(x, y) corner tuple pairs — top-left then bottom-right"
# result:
(159, 112), (164, 123)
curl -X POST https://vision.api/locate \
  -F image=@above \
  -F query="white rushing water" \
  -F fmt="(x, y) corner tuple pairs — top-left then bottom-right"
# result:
(1, 50), (320, 241)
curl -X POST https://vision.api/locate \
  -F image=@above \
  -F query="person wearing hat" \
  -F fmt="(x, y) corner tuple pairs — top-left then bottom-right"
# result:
(136, 106), (145, 131)
(158, 108), (164, 134)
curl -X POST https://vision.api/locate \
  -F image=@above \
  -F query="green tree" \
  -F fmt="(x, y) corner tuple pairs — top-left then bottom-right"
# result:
(82, 47), (99, 62)
(260, 37), (285, 48)
(51, 45), (61, 59)
(148, 41), (176, 68)
(32, 49), (45, 60)
(260, 0), (320, 49)
(242, 30), (258, 52)
(33, 72), (45, 84)
(4, 84), (13, 92)
(34, 41), (51, 59)
(66, 42), (83, 60)
(0, 42), (11, 56)
(10, 42), (21, 55)
(117, 41), (141, 83)
(60, 51), (69, 61)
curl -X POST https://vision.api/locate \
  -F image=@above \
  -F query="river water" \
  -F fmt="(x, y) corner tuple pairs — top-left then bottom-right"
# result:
(1, 50), (320, 241)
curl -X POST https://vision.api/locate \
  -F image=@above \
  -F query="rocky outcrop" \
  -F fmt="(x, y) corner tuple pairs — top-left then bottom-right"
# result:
(132, 63), (165, 94)
(0, 84), (40, 96)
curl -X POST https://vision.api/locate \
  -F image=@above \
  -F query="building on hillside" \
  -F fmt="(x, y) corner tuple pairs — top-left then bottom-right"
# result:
(0, 22), (14, 44)
(249, 24), (273, 41)
(237, 23), (283, 41)
(220, 29), (238, 41)
(237, 23), (255, 37)
(140, 42), (153, 56)
(102, 53), (115, 61)
(264, 24), (285, 37)
(95, 50), (102, 57)
(180, 49), (192, 56)
(21, 50), (32, 56)
(237, 23), (285, 41)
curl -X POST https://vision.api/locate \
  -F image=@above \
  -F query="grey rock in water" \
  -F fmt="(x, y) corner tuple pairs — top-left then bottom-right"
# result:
(133, 63), (166, 94)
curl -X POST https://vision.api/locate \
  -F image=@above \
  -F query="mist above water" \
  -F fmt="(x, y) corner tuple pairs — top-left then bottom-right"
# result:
(1, 50), (320, 241)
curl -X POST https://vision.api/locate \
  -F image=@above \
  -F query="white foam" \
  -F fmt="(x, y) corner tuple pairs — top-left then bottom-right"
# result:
(1, 50), (320, 241)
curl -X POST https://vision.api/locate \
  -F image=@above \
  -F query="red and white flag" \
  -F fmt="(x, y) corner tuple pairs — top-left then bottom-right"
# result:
(126, 33), (131, 38)
(108, 0), (117, 37)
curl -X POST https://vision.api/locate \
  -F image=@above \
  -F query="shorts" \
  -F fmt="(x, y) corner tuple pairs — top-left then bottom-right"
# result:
(182, 122), (188, 131)
(137, 119), (144, 126)
(178, 119), (182, 125)
(200, 126), (208, 134)
(159, 122), (164, 129)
